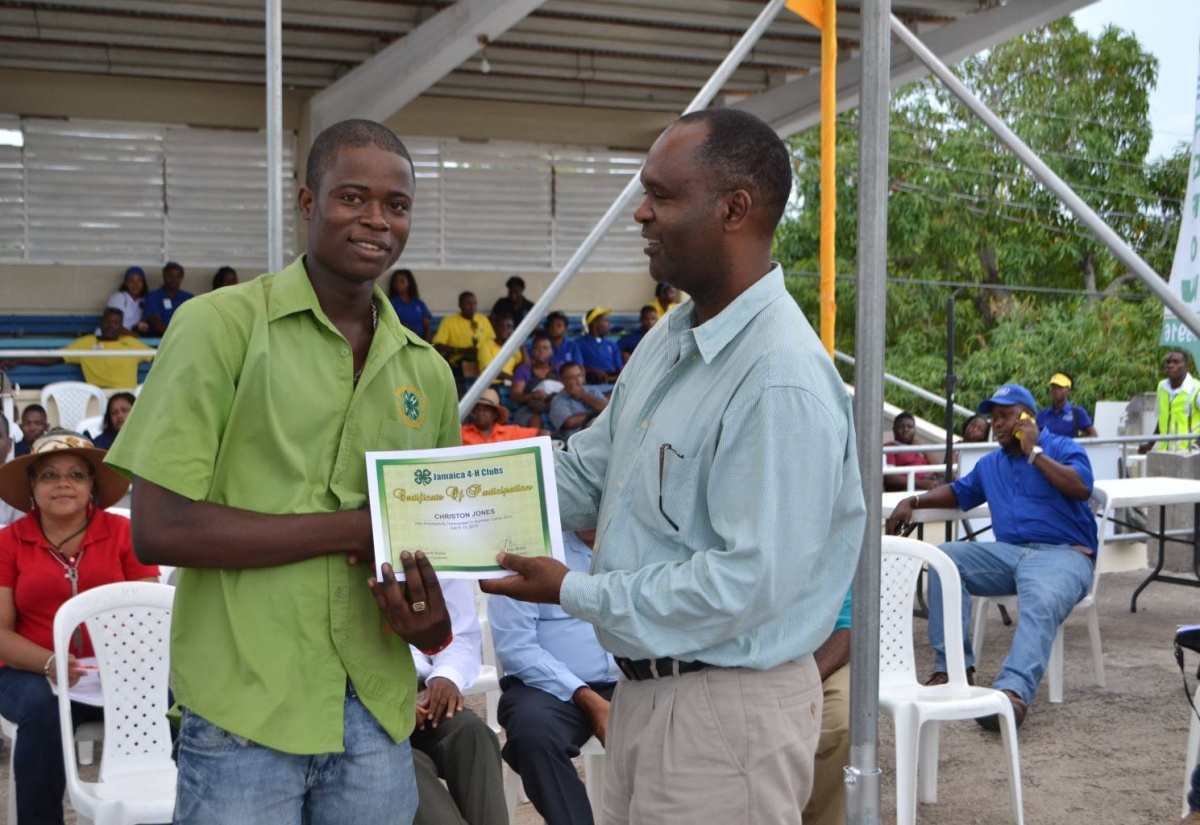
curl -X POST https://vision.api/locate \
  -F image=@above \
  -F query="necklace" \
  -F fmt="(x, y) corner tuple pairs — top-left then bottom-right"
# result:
(353, 299), (379, 386)
(38, 516), (92, 651)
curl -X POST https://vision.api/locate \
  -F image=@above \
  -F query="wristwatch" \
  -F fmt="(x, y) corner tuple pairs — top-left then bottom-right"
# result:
(1027, 445), (1044, 465)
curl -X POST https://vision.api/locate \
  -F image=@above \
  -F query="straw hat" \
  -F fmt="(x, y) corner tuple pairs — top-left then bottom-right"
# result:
(0, 430), (130, 513)
(472, 389), (510, 424)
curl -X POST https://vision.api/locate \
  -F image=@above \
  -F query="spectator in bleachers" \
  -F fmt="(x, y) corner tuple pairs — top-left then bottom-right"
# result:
(211, 266), (238, 291)
(491, 275), (535, 327)
(575, 308), (622, 385)
(883, 411), (941, 492)
(962, 413), (991, 443)
(0, 308), (151, 389)
(409, 579), (507, 825)
(544, 311), (581, 369)
(0, 431), (158, 824)
(477, 312), (522, 382)
(13, 405), (47, 458)
(619, 305), (658, 363)
(461, 389), (543, 446)
(388, 268), (433, 342)
(488, 528), (620, 825)
(434, 291), (494, 372)
(105, 266), (150, 335)
(549, 363), (607, 441)
(511, 332), (560, 430)
(89, 391), (136, 450)
(143, 261), (193, 335)
(650, 282), (677, 319)
(1037, 372), (1096, 438)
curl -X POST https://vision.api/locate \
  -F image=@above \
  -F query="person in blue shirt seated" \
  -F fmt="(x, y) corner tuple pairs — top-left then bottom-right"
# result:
(574, 308), (622, 384)
(387, 268), (433, 342)
(143, 261), (194, 335)
(1036, 372), (1096, 438)
(13, 405), (48, 459)
(618, 305), (658, 364)
(548, 363), (607, 441)
(543, 311), (580, 369)
(887, 383), (1097, 731)
(487, 529), (620, 825)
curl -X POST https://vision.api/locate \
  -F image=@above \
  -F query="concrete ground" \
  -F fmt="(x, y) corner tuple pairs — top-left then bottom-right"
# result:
(6, 565), (1198, 824)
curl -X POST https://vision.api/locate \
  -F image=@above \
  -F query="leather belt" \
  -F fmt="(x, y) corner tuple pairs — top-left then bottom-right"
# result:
(615, 656), (710, 681)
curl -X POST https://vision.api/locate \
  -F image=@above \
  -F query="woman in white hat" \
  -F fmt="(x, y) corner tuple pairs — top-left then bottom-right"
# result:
(0, 430), (159, 824)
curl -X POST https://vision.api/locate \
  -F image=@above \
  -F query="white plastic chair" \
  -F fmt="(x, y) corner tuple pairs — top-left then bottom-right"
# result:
(480, 608), (605, 825)
(879, 535), (1024, 825)
(41, 382), (107, 432)
(1184, 709), (1200, 818)
(77, 414), (105, 440)
(970, 490), (1108, 703)
(53, 581), (177, 825)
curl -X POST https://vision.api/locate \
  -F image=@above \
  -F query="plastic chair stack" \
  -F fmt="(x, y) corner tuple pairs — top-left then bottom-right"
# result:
(53, 581), (177, 825)
(41, 381), (107, 433)
(879, 535), (1025, 825)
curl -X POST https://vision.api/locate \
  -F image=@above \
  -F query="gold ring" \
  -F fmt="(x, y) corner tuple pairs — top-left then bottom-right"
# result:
(411, 601), (427, 613)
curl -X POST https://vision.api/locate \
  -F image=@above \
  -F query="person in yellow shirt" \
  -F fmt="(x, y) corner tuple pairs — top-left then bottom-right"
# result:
(650, 282), (678, 319)
(0, 308), (154, 389)
(477, 312), (523, 382)
(433, 291), (494, 373)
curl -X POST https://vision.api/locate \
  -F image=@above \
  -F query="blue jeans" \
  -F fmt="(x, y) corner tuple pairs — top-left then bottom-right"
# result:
(1189, 763), (1200, 813)
(0, 665), (104, 825)
(927, 541), (1093, 705)
(174, 682), (418, 825)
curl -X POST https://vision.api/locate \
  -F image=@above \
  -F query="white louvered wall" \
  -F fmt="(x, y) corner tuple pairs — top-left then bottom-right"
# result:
(0, 116), (23, 262)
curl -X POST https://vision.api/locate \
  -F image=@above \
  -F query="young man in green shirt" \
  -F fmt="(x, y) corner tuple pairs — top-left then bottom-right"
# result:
(107, 120), (457, 824)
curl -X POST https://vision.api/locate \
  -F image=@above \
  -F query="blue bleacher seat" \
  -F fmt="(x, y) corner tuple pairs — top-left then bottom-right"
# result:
(0, 315), (103, 337)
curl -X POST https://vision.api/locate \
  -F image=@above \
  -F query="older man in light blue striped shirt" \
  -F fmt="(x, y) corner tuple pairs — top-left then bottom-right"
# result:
(482, 108), (865, 824)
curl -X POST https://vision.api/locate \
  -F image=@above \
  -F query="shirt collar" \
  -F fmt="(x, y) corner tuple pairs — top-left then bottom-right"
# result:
(672, 264), (787, 364)
(11, 510), (110, 549)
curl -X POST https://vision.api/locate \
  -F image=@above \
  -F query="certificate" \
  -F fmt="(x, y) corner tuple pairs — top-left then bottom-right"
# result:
(367, 437), (565, 580)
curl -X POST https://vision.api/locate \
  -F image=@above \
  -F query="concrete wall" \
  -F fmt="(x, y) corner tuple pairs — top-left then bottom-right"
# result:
(0, 69), (670, 314)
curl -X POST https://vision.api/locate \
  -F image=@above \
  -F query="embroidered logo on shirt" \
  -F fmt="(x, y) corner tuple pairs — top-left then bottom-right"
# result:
(397, 386), (426, 428)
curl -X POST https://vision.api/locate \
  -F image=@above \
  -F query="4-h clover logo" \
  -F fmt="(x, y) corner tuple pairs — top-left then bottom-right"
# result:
(396, 386), (427, 428)
(414, 469), (432, 485)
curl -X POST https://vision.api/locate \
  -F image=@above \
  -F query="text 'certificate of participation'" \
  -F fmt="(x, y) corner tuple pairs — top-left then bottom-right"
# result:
(367, 437), (565, 580)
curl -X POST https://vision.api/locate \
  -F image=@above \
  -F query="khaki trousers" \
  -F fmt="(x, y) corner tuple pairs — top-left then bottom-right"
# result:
(602, 656), (823, 825)
(803, 664), (851, 825)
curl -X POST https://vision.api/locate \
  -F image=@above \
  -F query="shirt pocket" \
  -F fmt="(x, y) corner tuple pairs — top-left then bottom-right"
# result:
(378, 418), (421, 451)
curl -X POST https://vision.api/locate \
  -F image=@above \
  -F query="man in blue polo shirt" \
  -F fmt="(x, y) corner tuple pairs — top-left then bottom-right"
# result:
(887, 383), (1096, 730)
(574, 307), (623, 384)
(1036, 372), (1097, 438)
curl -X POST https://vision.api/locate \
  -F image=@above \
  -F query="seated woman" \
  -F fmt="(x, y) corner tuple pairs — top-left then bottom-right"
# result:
(104, 266), (149, 335)
(89, 391), (136, 450)
(509, 332), (562, 430)
(0, 431), (158, 825)
(387, 268), (433, 342)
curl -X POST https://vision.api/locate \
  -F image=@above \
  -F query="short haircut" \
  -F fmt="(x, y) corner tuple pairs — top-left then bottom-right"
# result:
(492, 311), (514, 324)
(531, 330), (551, 345)
(163, 261), (183, 274)
(1168, 348), (1191, 364)
(21, 404), (46, 419)
(640, 304), (658, 315)
(675, 108), (792, 232)
(506, 276), (525, 290)
(305, 119), (413, 191)
(894, 411), (914, 426)
(560, 362), (584, 378)
(655, 282), (673, 298)
(458, 291), (476, 304)
(102, 307), (124, 321)
(546, 311), (569, 327)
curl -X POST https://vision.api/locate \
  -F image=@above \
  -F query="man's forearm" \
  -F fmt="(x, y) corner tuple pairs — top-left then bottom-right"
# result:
(1031, 455), (1090, 500)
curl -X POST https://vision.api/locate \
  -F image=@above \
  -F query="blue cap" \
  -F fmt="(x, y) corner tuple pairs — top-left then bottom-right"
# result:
(123, 266), (145, 280)
(977, 383), (1037, 414)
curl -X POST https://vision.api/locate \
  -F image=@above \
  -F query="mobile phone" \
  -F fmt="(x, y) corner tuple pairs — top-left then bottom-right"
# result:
(1015, 411), (1031, 439)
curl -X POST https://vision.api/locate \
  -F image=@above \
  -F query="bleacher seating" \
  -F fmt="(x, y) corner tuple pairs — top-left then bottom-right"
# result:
(0, 314), (102, 337)
(0, 331), (160, 389)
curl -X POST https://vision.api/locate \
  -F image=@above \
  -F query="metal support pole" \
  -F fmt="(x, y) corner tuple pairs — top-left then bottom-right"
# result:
(943, 288), (962, 478)
(889, 15), (1200, 341)
(266, 0), (285, 273)
(458, 0), (790, 419)
(846, 0), (889, 822)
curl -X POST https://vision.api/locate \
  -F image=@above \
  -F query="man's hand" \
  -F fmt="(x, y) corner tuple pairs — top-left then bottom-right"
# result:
(1137, 441), (1153, 455)
(369, 552), (452, 652)
(572, 686), (610, 747)
(885, 496), (916, 536)
(415, 676), (463, 730)
(1015, 414), (1039, 457)
(478, 553), (569, 604)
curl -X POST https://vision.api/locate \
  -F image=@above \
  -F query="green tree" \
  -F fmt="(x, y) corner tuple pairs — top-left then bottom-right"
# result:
(777, 18), (1185, 419)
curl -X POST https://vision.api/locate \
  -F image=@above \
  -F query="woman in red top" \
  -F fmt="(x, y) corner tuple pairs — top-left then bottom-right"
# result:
(0, 430), (158, 824)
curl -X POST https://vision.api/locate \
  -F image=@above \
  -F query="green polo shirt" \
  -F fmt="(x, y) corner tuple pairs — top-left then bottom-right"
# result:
(106, 256), (460, 754)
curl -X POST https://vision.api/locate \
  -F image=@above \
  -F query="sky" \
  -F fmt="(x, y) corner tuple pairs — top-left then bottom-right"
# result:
(1072, 0), (1199, 160)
